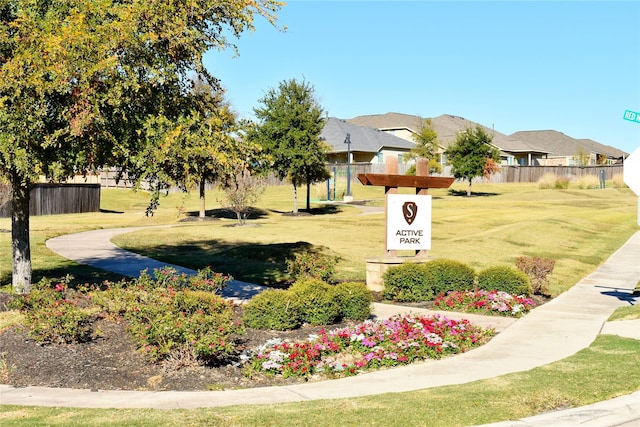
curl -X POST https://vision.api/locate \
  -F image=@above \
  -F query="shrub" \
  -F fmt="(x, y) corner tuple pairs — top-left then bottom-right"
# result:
(612, 173), (626, 189)
(124, 288), (241, 363)
(554, 176), (570, 189)
(477, 266), (532, 296)
(424, 259), (476, 295)
(242, 289), (302, 330)
(537, 173), (557, 189)
(289, 279), (341, 326)
(133, 266), (231, 293)
(515, 256), (555, 295)
(14, 279), (92, 344)
(577, 174), (599, 189)
(332, 282), (372, 321)
(286, 250), (338, 283)
(382, 263), (433, 302)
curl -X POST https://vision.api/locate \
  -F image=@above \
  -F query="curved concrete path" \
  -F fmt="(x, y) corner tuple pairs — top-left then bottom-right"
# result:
(2, 226), (640, 426)
(45, 227), (267, 302)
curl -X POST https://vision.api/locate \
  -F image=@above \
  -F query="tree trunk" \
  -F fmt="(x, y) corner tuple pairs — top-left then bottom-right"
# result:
(292, 184), (298, 214)
(467, 178), (472, 197)
(306, 180), (311, 212)
(11, 178), (32, 293)
(199, 177), (206, 218)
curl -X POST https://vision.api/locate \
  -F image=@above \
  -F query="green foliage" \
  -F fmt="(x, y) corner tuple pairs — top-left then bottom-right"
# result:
(382, 263), (434, 302)
(0, 0), (282, 292)
(286, 250), (338, 283)
(404, 118), (440, 163)
(425, 259), (476, 295)
(249, 78), (330, 212)
(132, 266), (231, 293)
(445, 125), (501, 196)
(122, 288), (241, 363)
(289, 279), (341, 326)
(12, 278), (92, 344)
(242, 289), (302, 331)
(515, 256), (555, 295)
(404, 159), (442, 175)
(477, 266), (532, 296)
(243, 279), (371, 330)
(332, 281), (373, 321)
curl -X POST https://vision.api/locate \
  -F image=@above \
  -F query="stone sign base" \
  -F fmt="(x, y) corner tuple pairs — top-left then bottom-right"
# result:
(365, 256), (432, 292)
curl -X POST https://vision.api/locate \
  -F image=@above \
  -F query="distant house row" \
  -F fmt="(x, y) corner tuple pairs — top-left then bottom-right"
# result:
(321, 112), (628, 167)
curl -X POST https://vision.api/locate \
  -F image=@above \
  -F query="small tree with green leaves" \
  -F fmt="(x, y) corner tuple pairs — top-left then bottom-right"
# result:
(445, 125), (501, 196)
(404, 118), (442, 173)
(249, 78), (330, 213)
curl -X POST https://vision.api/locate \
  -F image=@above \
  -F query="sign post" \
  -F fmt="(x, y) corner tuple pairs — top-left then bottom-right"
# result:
(623, 147), (640, 225)
(357, 158), (454, 291)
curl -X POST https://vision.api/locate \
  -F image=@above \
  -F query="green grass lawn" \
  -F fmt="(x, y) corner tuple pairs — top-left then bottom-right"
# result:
(0, 181), (636, 292)
(110, 182), (637, 295)
(0, 181), (639, 425)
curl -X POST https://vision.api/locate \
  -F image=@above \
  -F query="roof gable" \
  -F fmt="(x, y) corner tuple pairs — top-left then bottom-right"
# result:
(321, 117), (415, 154)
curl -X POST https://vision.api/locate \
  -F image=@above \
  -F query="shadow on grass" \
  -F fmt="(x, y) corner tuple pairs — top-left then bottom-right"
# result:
(183, 207), (270, 221)
(448, 189), (500, 197)
(269, 204), (343, 216)
(121, 239), (334, 288)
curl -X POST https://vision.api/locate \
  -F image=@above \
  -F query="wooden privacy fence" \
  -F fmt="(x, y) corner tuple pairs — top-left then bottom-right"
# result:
(329, 163), (625, 185)
(0, 183), (101, 217)
(489, 165), (624, 183)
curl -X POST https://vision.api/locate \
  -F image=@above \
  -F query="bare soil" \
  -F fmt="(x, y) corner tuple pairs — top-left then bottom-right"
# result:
(0, 292), (546, 392)
(0, 310), (343, 392)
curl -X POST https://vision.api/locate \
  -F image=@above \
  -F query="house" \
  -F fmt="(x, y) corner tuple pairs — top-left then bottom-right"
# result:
(347, 112), (551, 166)
(510, 130), (626, 166)
(320, 117), (416, 165)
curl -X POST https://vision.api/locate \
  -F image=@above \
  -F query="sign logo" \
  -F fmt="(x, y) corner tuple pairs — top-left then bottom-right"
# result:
(402, 201), (418, 225)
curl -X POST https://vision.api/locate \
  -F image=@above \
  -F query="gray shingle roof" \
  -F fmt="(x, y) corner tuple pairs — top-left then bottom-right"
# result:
(347, 112), (551, 154)
(321, 117), (415, 154)
(511, 130), (590, 157)
(577, 138), (628, 158)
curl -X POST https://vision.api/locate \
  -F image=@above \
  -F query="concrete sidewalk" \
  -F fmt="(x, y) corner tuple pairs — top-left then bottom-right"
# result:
(45, 227), (266, 302)
(2, 227), (639, 425)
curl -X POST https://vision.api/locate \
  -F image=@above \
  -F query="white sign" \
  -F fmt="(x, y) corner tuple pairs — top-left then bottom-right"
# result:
(624, 147), (640, 196)
(623, 147), (640, 226)
(386, 194), (432, 250)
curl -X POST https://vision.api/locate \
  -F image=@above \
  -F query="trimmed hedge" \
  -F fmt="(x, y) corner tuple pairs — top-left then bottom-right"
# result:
(289, 279), (341, 326)
(242, 289), (302, 330)
(243, 279), (373, 330)
(382, 263), (433, 302)
(424, 259), (476, 295)
(332, 281), (373, 321)
(477, 266), (532, 296)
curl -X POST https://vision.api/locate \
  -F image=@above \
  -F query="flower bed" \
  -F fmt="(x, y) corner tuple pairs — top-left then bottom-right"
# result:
(434, 289), (536, 317)
(245, 314), (494, 379)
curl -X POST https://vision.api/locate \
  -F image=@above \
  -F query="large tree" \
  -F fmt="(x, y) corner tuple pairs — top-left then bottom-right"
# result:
(0, 0), (282, 293)
(445, 125), (501, 196)
(132, 76), (265, 219)
(249, 78), (329, 213)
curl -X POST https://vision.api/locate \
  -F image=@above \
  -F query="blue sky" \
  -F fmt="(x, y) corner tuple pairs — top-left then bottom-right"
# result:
(204, 1), (640, 154)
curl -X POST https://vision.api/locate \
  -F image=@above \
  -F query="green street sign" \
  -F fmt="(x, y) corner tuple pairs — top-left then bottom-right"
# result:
(624, 110), (640, 123)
